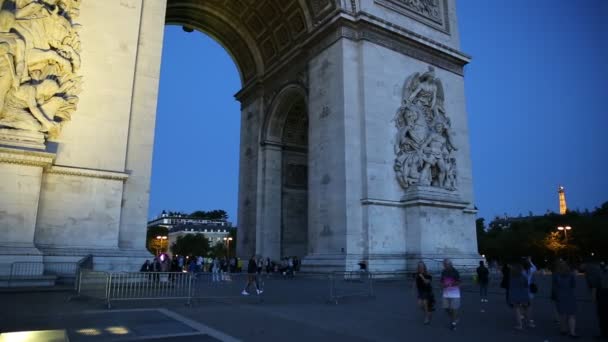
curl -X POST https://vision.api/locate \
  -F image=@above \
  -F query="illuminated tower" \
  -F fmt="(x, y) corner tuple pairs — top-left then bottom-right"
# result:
(558, 186), (568, 215)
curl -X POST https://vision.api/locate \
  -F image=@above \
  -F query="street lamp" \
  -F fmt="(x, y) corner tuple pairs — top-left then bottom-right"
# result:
(557, 226), (572, 240)
(557, 226), (572, 261)
(223, 237), (233, 258)
(156, 235), (168, 255)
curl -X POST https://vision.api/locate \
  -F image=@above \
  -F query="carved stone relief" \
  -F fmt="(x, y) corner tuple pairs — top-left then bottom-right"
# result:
(375, 0), (449, 33)
(0, 0), (83, 141)
(394, 66), (457, 191)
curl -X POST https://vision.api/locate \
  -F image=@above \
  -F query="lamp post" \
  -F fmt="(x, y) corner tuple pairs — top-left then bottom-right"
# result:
(156, 235), (168, 255)
(557, 226), (572, 261)
(223, 237), (233, 258)
(557, 226), (571, 240)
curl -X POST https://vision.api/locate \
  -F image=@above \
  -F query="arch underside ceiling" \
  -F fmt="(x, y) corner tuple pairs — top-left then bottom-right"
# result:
(166, 0), (339, 84)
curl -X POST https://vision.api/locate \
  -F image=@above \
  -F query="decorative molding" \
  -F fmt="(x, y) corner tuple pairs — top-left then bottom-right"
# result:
(0, 147), (55, 168)
(374, 0), (450, 34)
(45, 165), (129, 181)
(361, 197), (469, 210)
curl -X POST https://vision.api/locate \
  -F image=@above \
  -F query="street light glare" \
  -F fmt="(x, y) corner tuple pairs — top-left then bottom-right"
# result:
(557, 226), (564, 230)
(565, 226), (572, 230)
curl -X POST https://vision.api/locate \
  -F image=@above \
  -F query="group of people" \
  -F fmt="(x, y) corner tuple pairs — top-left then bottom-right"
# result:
(414, 259), (462, 329)
(413, 257), (608, 339)
(140, 254), (301, 277)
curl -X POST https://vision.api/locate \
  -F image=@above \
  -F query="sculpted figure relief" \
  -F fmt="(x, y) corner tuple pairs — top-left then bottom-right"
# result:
(394, 66), (457, 191)
(0, 0), (82, 139)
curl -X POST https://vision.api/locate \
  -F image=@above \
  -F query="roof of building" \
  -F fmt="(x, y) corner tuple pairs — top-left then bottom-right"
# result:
(169, 223), (233, 233)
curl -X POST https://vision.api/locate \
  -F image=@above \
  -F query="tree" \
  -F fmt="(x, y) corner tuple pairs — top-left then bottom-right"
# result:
(188, 209), (229, 220)
(543, 231), (567, 256)
(146, 226), (169, 255)
(170, 234), (211, 257)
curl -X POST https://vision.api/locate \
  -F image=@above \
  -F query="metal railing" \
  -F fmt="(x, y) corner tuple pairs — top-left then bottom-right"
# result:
(106, 272), (194, 309)
(328, 271), (374, 304)
(76, 271), (266, 308)
(4, 255), (93, 288)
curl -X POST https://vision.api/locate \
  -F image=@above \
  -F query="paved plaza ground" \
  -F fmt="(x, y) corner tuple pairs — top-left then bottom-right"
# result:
(0, 274), (601, 341)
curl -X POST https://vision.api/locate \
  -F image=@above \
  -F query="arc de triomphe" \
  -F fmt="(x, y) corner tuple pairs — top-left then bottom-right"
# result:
(0, 0), (479, 274)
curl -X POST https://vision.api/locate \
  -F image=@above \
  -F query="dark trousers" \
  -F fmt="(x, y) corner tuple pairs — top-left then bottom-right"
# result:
(479, 283), (488, 298)
(598, 288), (608, 338)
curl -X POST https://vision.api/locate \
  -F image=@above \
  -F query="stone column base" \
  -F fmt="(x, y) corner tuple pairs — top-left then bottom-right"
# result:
(37, 246), (153, 272)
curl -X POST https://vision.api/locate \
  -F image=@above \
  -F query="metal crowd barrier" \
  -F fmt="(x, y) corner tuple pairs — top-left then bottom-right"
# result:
(328, 271), (374, 304)
(6, 261), (82, 287)
(106, 272), (194, 309)
(76, 271), (266, 308)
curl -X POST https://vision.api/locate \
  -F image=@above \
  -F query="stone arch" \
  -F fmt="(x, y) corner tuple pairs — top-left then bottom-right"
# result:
(165, 0), (317, 84)
(261, 83), (308, 145)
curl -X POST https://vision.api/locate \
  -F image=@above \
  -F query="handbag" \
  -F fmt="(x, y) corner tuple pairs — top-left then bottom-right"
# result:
(529, 283), (538, 294)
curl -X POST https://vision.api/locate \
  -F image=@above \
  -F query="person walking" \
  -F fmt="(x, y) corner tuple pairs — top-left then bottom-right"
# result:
(242, 256), (263, 295)
(508, 262), (531, 330)
(477, 260), (490, 303)
(415, 261), (434, 325)
(500, 262), (511, 306)
(523, 257), (538, 328)
(211, 257), (220, 282)
(553, 260), (578, 338)
(440, 259), (461, 330)
(596, 262), (608, 340)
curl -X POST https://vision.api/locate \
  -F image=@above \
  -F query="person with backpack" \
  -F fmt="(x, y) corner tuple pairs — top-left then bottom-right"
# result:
(477, 260), (490, 303)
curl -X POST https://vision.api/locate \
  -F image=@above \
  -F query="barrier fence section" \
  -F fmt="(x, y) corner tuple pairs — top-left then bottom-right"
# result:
(105, 272), (194, 309)
(7, 261), (81, 287)
(76, 270), (110, 300)
(328, 271), (374, 304)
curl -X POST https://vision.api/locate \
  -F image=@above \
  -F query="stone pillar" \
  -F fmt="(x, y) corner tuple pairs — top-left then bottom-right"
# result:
(236, 99), (262, 259)
(0, 146), (54, 275)
(256, 143), (282, 260)
(304, 39), (357, 271)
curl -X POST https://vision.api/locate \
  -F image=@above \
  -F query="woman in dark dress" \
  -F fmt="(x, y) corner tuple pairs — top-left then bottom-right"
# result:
(415, 261), (434, 325)
(553, 260), (578, 337)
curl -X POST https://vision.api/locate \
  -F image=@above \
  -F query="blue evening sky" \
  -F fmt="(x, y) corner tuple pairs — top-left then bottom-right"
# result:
(149, 1), (608, 224)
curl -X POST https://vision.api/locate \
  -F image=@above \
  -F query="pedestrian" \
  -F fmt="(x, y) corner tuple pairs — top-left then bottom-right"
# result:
(477, 260), (490, 303)
(500, 262), (511, 306)
(523, 257), (538, 328)
(196, 255), (203, 273)
(242, 255), (263, 295)
(508, 262), (531, 330)
(553, 260), (578, 338)
(415, 261), (434, 325)
(140, 260), (151, 272)
(212, 257), (220, 282)
(596, 262), (608, 340)
(440, 259), (461, 330)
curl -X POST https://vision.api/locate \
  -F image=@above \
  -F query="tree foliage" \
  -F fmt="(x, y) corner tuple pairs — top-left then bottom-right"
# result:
(477, 201), (608, 266)
(190, 209), (229, 220)
(146, 225), (169, 255)
(170, 234), (211, 257)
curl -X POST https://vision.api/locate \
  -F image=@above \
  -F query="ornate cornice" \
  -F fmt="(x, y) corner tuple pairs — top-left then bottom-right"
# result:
(0, 147), (55, 168)
(45, 165), (129, 181)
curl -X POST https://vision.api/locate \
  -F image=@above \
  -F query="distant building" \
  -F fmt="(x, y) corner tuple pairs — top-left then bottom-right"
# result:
(167, 224), (231, 254)
(488, 214), (544, 230)
(147, 210), (232, 230)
